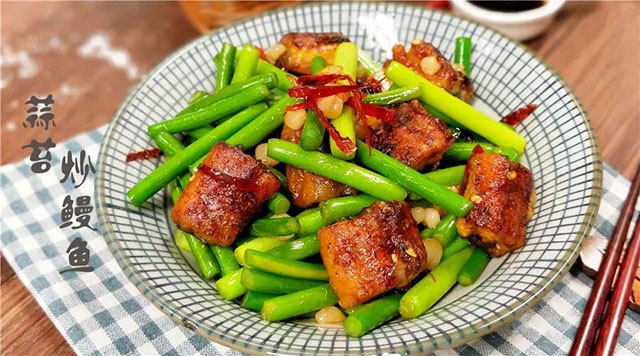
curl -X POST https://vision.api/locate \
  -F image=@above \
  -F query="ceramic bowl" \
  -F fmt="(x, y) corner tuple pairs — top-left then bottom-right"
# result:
(451, 0), (566, 41)
(96, 3), (601, 354)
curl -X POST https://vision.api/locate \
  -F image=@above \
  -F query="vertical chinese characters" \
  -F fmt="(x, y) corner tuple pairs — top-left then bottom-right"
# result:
(22, 138), (56, 173)
(60, 150), (96, 188)
(22, 94), (57, 173)
(59, 237), (95, 274)
(35, 93), (100, 274)
(60, 195), (97, 231)
(24, 94), (56, 129)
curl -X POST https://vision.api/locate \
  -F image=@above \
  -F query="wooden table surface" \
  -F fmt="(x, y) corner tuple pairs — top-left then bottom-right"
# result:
(1, 1), (638, 355)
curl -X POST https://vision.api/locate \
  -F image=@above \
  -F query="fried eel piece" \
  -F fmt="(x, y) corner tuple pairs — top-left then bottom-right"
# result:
(391, 40), (473, 102)
(455, 152), (533, 257)
(318, 201), (427, 308)
(281, 125), (355, 207)
(371, 100), (454, 171)
(276, 32), (349, 75)
(171, 142), (280, 246)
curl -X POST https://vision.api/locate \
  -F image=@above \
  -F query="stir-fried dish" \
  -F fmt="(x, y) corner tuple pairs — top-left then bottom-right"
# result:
(126, 32), (536, 337)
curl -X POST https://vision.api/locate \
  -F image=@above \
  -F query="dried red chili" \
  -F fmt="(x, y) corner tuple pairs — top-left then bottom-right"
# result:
(345, 96), (371, 153)
(297, 74), (355, 86)
(501, 104), (537, 126)
(125, 148), (162, 163)
(254, 45), (268, 61)
(288, 85), (363, 100)
(288, 73), (396, 154)
(472, 144), (485, 155)
(287, 102), (356, 154)
(361, 102), (395, 124)
(425, 0), (450, 10)
(357, 76), (383, 94)
(286, 75), (299, 87)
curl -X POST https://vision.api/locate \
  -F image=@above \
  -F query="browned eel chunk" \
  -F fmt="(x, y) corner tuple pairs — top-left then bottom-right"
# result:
(276, 32), (349, 75)
(281, 125), (355, 208)
(371, 100), (454, 171)
(171, 142), (280, 246)
(390, 40), (473, 102)
(455, 152), (534, 257)
(318, 201), (428, 308)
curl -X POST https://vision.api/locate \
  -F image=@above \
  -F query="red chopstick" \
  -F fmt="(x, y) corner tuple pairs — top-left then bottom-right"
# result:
(594, 210), (640, 355)
(569, 165), (640, 356)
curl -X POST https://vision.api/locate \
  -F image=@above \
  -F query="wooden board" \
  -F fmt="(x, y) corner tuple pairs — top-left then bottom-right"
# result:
(579, 235), (640, 312)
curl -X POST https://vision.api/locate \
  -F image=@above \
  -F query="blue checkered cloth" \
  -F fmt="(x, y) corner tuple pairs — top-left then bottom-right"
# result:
(1, 126), (639, 355)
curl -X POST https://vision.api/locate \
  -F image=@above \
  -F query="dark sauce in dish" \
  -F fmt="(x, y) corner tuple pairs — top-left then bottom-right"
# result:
(470, 1), (544, 12)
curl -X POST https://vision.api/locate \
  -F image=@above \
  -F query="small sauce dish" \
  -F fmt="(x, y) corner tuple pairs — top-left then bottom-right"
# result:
(450, 0), (566, 41)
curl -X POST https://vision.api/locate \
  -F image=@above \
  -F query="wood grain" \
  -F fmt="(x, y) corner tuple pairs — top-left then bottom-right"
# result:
(0, 1), (199, 165)
(1, 2), (198, 355)
(580, 235), (640, 313)
(1, 1), (638, 355)
(527, 1), (640, 179)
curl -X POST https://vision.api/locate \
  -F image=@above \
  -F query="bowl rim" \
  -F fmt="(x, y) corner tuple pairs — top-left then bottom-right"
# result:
(95, 2), (603, 354)
(451, 0), (566, 24)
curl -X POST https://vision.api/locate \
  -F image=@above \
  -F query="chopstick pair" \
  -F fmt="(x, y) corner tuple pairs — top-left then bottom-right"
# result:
(570, 165), (640, 356)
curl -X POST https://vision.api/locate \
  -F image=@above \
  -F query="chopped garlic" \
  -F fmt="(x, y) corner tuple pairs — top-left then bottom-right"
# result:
(420, 56), (441, 76)
(452, 62), (465, 74)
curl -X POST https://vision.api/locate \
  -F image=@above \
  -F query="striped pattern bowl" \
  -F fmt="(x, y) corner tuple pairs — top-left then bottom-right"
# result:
(95, 2), (602, 354)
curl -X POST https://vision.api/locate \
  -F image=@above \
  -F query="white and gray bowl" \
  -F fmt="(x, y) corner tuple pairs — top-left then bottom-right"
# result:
(96, 3), (602, 354)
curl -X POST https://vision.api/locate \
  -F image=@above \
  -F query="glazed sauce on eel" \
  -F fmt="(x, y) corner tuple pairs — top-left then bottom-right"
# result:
(197, 164), (261, 191)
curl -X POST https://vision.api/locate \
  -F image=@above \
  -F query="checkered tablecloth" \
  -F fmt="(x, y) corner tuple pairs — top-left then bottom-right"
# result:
(1, 126), (639, 355)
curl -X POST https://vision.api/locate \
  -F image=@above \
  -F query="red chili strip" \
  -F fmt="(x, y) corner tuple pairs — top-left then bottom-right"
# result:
(357, 76), (384, 94)
(309, 105), (356, 155)
(125, 148), (162, 163)
(286, 102), (313, 112)
(286, 102), (356, 154)
(198, 164), (261, 191)
(361, 102), (395, 124)
(297, 74), (355, 86)
(291, 73), (376, 154)
(254, 45), (268, 61)
(472, 144), (485, 155)
(425, 0), (450, 10)
(501, 104), (537, 126)
(287, 74), (299, 87)
(346, 96), (371, 154)
(288, 85), (363, 99)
